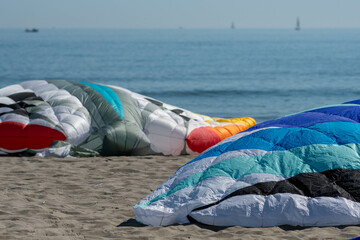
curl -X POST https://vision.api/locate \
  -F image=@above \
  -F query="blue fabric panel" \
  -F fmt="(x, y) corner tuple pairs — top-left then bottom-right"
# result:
(190, 104), (360, 164)
(344, 99), (360, 105)
(189, 121), (360, 164)
(80, 82), (124, 119)
(306, 105), (360, 123)
(252, 108), (359, 131)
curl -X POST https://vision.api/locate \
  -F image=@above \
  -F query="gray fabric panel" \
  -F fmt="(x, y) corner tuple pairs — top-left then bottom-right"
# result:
(50, 80), (154, 155)
(110, 86), (153, 155)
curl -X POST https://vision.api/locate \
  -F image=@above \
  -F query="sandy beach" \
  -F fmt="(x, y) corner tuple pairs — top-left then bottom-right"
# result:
(0, 155), (359, 239)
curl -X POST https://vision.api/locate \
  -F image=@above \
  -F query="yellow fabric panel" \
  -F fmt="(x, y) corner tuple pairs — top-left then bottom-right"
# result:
(206, 117), (256, 128)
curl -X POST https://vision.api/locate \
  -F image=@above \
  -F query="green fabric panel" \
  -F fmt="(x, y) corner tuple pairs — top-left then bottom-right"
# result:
(47, 141), (99, 157)
(80, 82), (124, 118)
(108, 86), (154, 155)
(49, 80), (122, 155)
(78, 133), (104, 152)
(50, 80), (155, 155)
(136, 142), (360, 207)
(47, 80), (171, 156)
(69, 145), (100, 157)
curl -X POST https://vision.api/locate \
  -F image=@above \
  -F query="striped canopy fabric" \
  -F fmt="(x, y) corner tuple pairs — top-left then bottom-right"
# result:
(134, 100), (360, 227)
(0, 80), (255, 157)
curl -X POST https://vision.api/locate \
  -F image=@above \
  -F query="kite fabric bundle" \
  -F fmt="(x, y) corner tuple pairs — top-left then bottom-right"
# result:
(134, 100), (360, 227)
(0, 80), (255, 157)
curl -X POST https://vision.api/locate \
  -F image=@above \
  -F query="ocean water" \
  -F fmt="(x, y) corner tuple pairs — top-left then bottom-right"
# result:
(1, 28), (360, 122)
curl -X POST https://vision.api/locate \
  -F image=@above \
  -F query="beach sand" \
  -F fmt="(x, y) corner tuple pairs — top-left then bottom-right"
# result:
(0, 155), (359, 239)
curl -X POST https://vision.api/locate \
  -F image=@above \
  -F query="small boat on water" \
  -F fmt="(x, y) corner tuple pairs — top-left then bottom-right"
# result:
(25, 28), (39, 33)
(295, 17), (300, 30)
(231, 22), (235, 29)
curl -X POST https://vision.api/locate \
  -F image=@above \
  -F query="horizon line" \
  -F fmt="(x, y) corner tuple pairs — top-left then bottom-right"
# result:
(2, 27), (360, 30)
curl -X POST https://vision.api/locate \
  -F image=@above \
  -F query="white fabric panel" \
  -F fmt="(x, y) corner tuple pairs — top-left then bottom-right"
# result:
(135, 174), (286, 226)
(144, 109), (186, 155)
(0, 97), (15, 105)
(38, 89), (70, 102)
(32, 84), (59, 96)
(56, 115), (91, 145)
(19, 80), (48, 89)
(72, 109), (91, 123)
(0, 80), (93, 156)
(0, 107), (14, 114)
(0, 84), (24, 96)
(186, 119), (207, 133)
(0, 113), (29, 124)
(109, 84), (149, 111)
(24, 83), (91, 145)
(30, 104), (60, 125)
(29, 118), (60, 129)
(52, 105), (90, 123)
(110, 84), (206, 122)
(190, 194), (360, 227)
(36, 144), (72, 158)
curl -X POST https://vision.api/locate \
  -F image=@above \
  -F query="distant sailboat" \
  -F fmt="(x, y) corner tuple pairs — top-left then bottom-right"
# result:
(231, 22), (235, 29)
(295, 17), (300, 30)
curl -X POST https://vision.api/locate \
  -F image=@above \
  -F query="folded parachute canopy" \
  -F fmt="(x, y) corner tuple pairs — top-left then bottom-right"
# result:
(134, 100), (360, 227)
(0, 80), (255, 157)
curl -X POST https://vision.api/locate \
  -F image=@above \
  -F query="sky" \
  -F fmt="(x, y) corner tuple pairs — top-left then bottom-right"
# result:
(1, 0), (360, 29)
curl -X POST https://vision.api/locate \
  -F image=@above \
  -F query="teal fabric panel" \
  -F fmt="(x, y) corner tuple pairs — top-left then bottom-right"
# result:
(136, 142), (360, 207)
(80, 82), (124, 119)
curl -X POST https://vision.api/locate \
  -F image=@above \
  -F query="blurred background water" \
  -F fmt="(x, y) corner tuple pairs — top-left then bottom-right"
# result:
(1, 28), (360, 122)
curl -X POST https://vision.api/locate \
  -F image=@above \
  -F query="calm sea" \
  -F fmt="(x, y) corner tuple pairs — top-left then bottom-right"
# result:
(1, 29), (360, 122)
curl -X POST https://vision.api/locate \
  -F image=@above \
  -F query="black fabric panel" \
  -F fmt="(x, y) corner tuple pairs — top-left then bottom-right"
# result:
(0, 108), (29, 117)
(0, 103), (20, 110)
(171, 109), (184, 114)
(145, 99), (191, 121)
(7, 92), (39, 102)
(180, 115), (191, 122)
(0, 101), (38, 110)
(192, 168), (360, 212)
(24, 96), (43, 101)
(171, 109), (191, 121)
(145, 98), (163, 107)
(187, 215), (213, 226)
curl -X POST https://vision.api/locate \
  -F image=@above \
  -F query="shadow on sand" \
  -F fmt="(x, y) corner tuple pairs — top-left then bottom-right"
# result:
(117, 218), (146, 227)
(117, 218), (228, 232)
(118, 218), (360, 235)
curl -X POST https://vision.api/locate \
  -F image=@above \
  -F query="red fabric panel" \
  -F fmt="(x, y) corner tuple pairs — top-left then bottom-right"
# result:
(186, 127), (221, 153)
(0, 121), (66, 150)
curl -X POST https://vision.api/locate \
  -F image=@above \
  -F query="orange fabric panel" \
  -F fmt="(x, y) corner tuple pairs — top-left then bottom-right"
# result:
(206, 124), (249, 141)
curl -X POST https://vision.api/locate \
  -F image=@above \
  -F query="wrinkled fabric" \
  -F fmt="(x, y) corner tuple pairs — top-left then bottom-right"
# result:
(0, 80), (255, 157)
(134, 101), (360, 227)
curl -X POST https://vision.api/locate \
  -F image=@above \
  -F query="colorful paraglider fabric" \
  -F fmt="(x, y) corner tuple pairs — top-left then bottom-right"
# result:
(0, 80), (255, 157)
(134, 100), (360, 227)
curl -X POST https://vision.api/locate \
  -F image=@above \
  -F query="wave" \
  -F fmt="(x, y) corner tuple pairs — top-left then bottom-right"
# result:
(138, 88), (360, 98)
